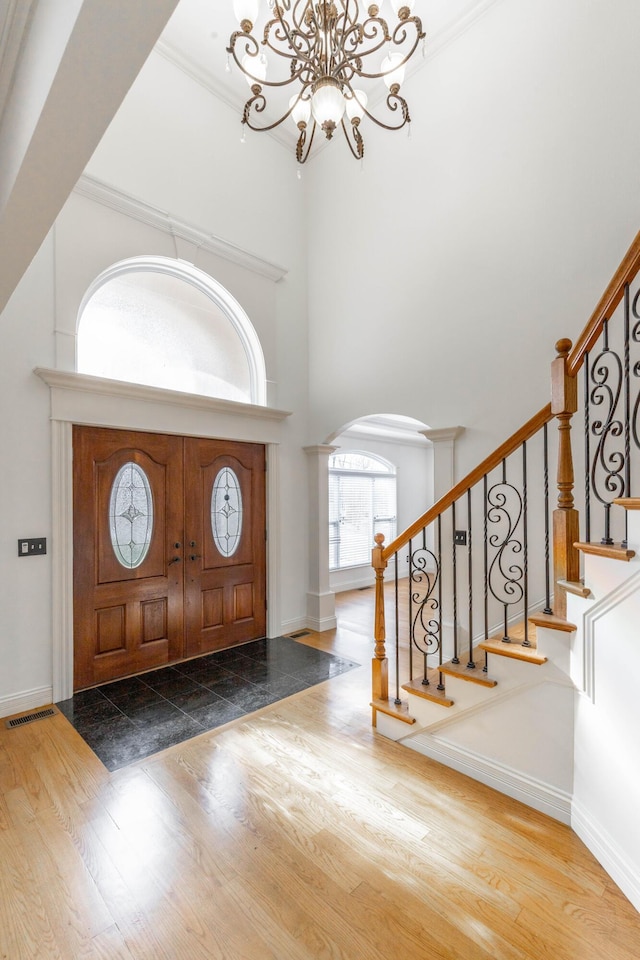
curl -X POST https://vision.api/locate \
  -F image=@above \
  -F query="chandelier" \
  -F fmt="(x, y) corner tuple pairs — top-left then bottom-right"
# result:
(227, 1), (425, 163)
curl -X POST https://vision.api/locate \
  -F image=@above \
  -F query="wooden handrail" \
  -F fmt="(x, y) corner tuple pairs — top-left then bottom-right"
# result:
(382, 402), (553, 561)
(567, 230), (640, 377)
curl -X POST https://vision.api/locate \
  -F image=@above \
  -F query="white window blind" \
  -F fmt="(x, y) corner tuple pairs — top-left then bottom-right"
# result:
(329, 453), (397, 570)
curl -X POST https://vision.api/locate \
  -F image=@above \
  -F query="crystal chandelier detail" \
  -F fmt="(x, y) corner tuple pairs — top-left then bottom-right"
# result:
(227, 1), (425, 162)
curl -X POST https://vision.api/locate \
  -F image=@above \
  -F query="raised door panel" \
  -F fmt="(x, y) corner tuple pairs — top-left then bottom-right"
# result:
(183, 438), (266, 657)
(73, 426), (184, 690)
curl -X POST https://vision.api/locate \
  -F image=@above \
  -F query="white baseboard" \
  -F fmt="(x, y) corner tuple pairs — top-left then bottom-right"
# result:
(280, 616), (338, 635)
(0, 685), (55, 720)
(572, 800), (640, 913)
(404, 734), (572, 824)
(305, 615), (337, 633)
(279, 617), (309, 636)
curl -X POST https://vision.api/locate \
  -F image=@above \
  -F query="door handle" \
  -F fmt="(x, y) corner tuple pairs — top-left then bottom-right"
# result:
(189, 554), (201, 561)
(168, 556), (181, 566)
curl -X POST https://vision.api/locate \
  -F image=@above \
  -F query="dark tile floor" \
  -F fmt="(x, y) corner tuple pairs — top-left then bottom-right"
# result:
(56, 636), (359, 771)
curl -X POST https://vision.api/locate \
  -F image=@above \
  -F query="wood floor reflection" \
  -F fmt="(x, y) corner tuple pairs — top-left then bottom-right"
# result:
(0, 587), (638, 959)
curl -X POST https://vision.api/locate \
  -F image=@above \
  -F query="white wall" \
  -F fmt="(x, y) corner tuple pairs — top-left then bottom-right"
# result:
(568, 515), (640, 913)
(304, 0), (640, 477)
(0, 236), (56, 712)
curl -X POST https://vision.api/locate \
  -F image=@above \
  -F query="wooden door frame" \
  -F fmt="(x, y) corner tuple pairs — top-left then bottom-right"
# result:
(38, 368), (290, 702)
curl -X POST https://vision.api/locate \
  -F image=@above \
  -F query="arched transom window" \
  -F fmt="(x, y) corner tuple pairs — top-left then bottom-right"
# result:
(77, 258), (266, 405)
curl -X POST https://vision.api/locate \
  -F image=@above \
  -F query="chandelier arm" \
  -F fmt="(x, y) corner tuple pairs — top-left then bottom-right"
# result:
(231, 45), (313, 90)
(333, 30), (390, 79)
(296, 120), (317, 164)
(242, 92), (300, 133)
(391, 16), (425, 45)
(348, 19), (425, 80)
(361, 92), (411, 131)
(340, 117), (364, 160)
(266, 3), (314, 65)
(227, 29), (259, 67)
(335, 5), (371, 76)
(263, 18), (314, 66)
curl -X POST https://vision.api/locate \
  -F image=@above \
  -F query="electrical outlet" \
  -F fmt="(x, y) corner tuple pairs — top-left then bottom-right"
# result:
(18, 538), (47, 557)
(454, 530), (467, 546)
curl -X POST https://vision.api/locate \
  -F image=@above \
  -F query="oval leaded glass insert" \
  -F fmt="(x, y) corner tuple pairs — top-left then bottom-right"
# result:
(109, 462), (154, 568)
(211, 467), (243, 557)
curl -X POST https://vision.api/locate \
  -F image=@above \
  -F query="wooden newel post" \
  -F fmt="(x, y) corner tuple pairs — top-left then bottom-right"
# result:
(371, 533), (388, 703)
(551, 338), (581, 617)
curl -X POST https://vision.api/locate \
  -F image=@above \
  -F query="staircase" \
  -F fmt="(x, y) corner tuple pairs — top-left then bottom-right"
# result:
(368, 232), (640, 913)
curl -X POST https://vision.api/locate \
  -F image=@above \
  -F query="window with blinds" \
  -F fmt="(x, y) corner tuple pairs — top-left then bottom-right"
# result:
(329, 452), (397, 570)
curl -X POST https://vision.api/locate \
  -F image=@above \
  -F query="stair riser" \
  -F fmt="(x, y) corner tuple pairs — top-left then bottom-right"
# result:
(533, 627), (571, 675)
(581, 551), (637, 597)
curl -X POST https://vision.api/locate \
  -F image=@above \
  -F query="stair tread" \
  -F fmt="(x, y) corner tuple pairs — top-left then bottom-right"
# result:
(479, 635), (547, 665)
(557, 578), (592, 598)
(528, 612), (577, 633)
(439, 650), (498, 687)
(575, 541), (635, 562)
(613, 497), (640, 510)
(371, 698), (416, 725)
(402, 677), (455, 707)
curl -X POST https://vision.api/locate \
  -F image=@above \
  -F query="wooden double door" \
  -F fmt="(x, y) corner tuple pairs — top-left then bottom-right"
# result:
(73, 426), (266, 691)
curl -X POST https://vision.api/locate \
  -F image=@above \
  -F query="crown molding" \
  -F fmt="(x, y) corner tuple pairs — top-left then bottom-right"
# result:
(154, 40), (294, 155)
(73, 173), (288, 283)
(421, 0), (503, 67)
(421, 426), (466, 444)
(338, 426), (430, 448)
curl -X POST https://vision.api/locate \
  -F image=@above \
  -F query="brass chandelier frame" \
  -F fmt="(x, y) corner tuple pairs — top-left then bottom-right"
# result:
(227, 1), (425, 162)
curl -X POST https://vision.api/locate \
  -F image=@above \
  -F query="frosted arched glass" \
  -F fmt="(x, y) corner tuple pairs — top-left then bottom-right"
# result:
(211, 468), (243, 557)
(109, 463), (154, 568)
(78, 271), (253, 402)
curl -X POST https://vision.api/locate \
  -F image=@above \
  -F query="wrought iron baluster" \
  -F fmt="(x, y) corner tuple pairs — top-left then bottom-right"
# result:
(543, 422), (553, 614)
(624, 283), (631, 547)
(408, 531), (441, 688)
(422, 529), (428, 685)
(408, 537), (413, 685)
(487, 457), (524, 644)
(467, 488), (475, 669)
(394, 555), (401, 705)
(630, 286), (640, 454)
(483, 473), (488, 672)
(584, 350), (591, 542)
(590, 318), (624, 545)
(452, 501), (459, 664)
(523, 442), (529, 640)
(437, 514), (445, 690)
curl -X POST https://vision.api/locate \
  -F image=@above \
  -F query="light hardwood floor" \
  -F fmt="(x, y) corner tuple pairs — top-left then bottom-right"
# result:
(1, 588), (638, 959)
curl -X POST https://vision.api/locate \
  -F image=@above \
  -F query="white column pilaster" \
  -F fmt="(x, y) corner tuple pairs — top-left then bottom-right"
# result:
(420, 426), (466, 500)
(304, 444), (339, 632)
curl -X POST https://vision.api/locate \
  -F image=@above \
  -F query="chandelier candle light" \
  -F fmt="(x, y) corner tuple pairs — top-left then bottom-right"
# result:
(227, 1), (425, 162)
